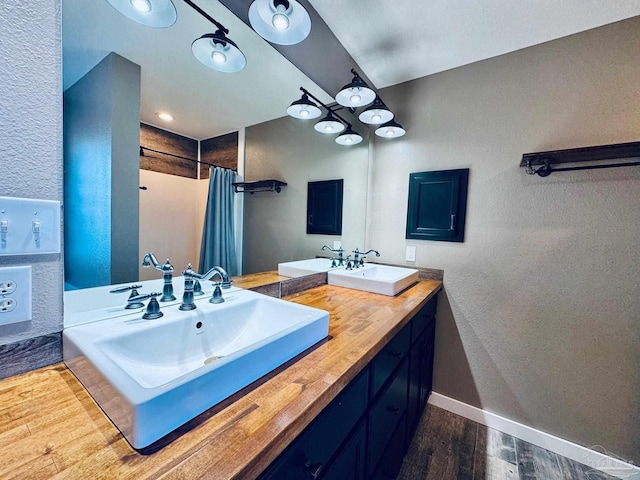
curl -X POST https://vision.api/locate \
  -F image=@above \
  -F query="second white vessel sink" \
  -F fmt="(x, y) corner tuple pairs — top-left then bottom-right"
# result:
(328, 264), (419, 296)
(278, 258), (341, 277)
(63, 288), (329, 448)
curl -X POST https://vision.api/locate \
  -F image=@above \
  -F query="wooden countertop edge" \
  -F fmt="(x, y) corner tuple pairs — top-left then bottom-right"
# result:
(0, 280), (442, 480)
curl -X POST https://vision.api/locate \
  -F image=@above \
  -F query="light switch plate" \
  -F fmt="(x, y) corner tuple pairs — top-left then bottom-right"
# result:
(333, 241), (342, 250)
(406, 245), (417, 262)
(0, 265), (32, 324)
(0, 196), (61, 256)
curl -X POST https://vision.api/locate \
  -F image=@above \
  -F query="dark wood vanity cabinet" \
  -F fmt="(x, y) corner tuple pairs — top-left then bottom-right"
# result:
(259, 295), (438, 480)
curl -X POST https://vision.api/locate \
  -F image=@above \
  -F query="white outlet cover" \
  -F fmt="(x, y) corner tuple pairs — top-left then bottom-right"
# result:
(0, 265), (32, 324)
(333, 240), (342, 251)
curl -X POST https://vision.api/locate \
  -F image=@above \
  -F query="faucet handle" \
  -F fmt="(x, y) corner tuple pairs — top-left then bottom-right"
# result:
(110, 284), (145, 309)
(109, 284), (142, 293)
(129, 292), (163, 320)
(210, 284), (224, 304)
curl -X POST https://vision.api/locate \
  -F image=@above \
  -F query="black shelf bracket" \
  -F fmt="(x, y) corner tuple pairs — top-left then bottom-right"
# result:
(232, 179), (287, 194)
(521, 141), (640, 177)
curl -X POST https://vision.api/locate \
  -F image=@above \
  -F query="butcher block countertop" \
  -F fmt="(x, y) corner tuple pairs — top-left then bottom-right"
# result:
(0, 277), (441, 480)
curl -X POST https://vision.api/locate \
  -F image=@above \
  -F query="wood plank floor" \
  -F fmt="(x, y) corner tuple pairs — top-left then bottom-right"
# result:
(397, 405), (619, 480)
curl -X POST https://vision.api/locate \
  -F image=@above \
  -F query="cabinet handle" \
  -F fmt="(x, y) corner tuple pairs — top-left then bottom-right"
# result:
(450, 214), (456, 230)
(386, 405), (401, 415)
(387, 349), (402, 358)
(304, 461), (323, 479)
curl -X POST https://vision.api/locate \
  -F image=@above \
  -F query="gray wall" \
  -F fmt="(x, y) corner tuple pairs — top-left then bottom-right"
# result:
(243, 116), (369, 273)
(64, 53), (140, 289)
(0, 0), (63, 366)
(369, 18), (640, 462)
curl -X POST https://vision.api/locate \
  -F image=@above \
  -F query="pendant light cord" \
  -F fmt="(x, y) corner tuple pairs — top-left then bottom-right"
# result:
(182, 0), (229, 34)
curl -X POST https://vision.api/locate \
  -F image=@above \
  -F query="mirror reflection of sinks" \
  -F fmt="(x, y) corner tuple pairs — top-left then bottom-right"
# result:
(278, 258), (342, 277)
(63, 289), (329, 449)
(327, 264), (420, 296)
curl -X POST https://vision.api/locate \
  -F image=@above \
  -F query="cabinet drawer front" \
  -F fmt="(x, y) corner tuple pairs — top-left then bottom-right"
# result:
(259, 368), (369, 480)
(367, 358), (409, 475)
(370, 413), (407, 480)
(321, 422), (366, 480)
(371, 323), (410, 397)
(410, 296), (437, 344)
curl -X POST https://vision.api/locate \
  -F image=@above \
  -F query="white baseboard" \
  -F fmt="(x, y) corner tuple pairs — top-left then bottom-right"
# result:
(428, 392), (639, 480)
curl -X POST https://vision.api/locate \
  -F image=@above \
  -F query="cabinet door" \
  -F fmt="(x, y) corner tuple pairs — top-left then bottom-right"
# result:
(406, 331), (426, 447)
(367, 358), (409, 476)
(406, 168), (469, 242)
(259, 369), (369, 480)
(420, 320), (436, 408)
(307, 179), (343, 235)
(321, 422), (366, 480)
(370, 413), (407, 480)
(370, 323), (410, 398)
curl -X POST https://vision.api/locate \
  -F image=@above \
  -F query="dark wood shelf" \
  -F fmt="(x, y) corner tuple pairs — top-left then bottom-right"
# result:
(521, 141), (640, 167)
(521, 141), (640, 176)
(232, 179), (287, 194)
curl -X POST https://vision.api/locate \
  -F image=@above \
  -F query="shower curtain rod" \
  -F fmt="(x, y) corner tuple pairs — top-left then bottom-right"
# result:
(139, 146), (237, 172)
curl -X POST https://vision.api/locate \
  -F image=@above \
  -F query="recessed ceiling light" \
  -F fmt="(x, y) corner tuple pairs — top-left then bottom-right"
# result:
(157, 112), (173, 121)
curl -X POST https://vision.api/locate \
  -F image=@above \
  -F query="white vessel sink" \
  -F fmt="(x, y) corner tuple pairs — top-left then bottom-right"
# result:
(327, 264), (419, 296)
(63, 288), (329, 448)
(278, 258), (341, 277)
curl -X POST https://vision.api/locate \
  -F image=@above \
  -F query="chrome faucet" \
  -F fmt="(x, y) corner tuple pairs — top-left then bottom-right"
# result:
(321, 245), (345, 266)
(141, 253), (176, 302)
(211, 266), (232, 289)
(181, 264), (226, 310)
(352, 248), (380, 268)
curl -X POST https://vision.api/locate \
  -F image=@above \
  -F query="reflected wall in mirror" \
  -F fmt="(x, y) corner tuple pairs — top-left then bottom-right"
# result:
(62, 0), (369, 322)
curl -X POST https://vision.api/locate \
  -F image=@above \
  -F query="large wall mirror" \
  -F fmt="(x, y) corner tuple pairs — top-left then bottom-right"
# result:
(62, 0), (370, 322)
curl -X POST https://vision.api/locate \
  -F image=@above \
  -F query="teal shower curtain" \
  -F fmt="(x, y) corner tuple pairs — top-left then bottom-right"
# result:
(199, 167), (238, 276)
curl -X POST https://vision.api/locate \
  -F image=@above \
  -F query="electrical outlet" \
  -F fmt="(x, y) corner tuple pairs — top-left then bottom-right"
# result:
(406, 245), (417, 262)
(333, 241), (342, 250)
(0, 298), (17, 313)
(0, 265), (32, 324)
(0, 279), (17, 295)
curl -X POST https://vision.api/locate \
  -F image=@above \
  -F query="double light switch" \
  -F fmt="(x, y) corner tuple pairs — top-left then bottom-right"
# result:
(0, 196), (61, 256)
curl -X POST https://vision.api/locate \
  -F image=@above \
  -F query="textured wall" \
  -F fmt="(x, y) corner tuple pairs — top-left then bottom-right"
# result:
(369, 18), (640, 462)
(243, 116), (369, 274)
(0, 1), (64, 345)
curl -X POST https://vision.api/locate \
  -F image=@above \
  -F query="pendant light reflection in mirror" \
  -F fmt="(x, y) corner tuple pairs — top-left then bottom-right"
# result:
(249, 0), (312, 45)
(105, 0), (246, 73)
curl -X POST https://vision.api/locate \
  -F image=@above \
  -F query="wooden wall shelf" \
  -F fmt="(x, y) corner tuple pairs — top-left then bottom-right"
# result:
(233, 180), (287, 194)
(521, 141), (640, 176)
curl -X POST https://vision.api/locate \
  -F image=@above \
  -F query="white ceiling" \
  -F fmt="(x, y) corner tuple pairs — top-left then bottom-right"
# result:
(309, 0), (640, 89)
(63, 1), (640, 140)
